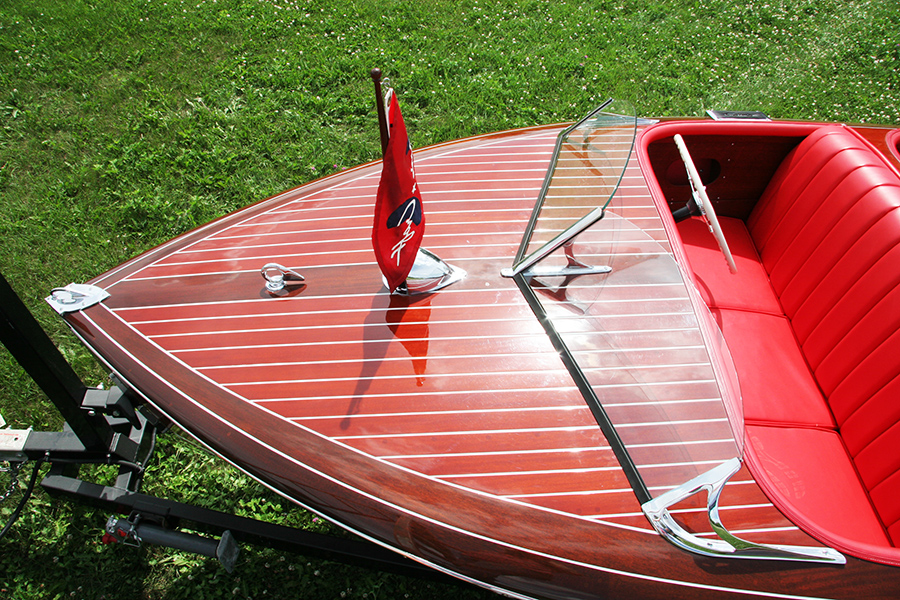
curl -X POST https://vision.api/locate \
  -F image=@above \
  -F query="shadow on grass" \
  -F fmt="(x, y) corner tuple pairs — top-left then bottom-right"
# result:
(0, 487), (492, 600)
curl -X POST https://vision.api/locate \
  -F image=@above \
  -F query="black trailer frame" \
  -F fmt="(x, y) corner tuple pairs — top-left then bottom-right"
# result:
(0, 271), (456, 583)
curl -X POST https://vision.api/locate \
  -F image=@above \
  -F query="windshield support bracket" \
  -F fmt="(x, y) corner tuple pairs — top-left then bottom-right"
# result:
(642, 458), (845, 565)
(502, 208), (609, 279)
(502, 263), (612, 279)
(501, 237), (611, 279)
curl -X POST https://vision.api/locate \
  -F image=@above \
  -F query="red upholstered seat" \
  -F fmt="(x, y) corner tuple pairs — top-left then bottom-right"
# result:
(711, 308), (834, 429)
(674, 124), (900, 558)
(676, 216), (782, 315)
(744, 424), (890, 550)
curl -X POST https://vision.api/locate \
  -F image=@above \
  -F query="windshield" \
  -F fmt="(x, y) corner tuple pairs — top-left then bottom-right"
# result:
(526, 214), (743, 495)
(506, 101), (744, 499)
(509, 99), (637, 275)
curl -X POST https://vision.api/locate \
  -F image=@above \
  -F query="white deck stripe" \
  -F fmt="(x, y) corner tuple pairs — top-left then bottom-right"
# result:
(383, 438), (733, 461)
(112, 280), (682, 312)
(199, 355), (714, 372)
(436, 459), (725, 480)
(164, 328), (703, 353)
(128, 300), (694, 326)
(595, 503), (775, 520)
(285, 398), (720, 422)
(224, 369), (571, 387)
(330, 417), (728, 441)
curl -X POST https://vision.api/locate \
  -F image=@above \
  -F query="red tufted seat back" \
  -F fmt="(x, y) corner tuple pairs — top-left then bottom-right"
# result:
(746, 125), (900, 544)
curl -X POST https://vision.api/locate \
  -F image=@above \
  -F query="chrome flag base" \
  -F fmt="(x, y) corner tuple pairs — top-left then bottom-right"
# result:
(389, 248), (466, 296)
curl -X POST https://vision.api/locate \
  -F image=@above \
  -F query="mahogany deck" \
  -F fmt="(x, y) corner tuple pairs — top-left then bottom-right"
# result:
(64, 123), (900, 599)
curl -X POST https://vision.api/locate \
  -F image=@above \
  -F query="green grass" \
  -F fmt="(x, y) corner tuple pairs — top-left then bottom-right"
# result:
(0, 0), (898, 598)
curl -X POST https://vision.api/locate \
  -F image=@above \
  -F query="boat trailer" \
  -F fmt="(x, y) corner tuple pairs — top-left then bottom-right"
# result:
(0, 271), (451, 582)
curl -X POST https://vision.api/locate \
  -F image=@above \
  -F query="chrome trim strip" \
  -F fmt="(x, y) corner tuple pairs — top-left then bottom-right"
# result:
(511, 271), (654, 506)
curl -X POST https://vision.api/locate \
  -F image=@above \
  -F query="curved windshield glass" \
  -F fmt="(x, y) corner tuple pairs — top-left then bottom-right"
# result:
(528, 214), (743, 495)
(505, 101), (745, 499)
(509, 99), (637, 276)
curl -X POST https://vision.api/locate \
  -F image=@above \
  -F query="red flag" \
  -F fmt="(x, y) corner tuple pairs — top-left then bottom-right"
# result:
(372, 91), (425, 292)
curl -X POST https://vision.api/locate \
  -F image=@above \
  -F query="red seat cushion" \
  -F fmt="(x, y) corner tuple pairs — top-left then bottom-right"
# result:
(678, 214), (835, 429)
(677, 216), (782, 315)
(712, 309), (835, 429)
(745, 424), (890, 550)
(841, 370), (900, 546)
(747, 126), (888, 258)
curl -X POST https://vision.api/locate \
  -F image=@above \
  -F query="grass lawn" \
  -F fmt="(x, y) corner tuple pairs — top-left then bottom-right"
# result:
(1, 0), (898, 598)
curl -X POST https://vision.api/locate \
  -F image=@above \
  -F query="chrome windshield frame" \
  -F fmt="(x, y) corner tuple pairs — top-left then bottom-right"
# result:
(512, 99), (614, 266)
(642, 458), (845, 565)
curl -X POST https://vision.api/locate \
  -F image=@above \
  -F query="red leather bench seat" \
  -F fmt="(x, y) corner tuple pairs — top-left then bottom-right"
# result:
(675, 125), (900, 560)
(744, 424), (892, 549)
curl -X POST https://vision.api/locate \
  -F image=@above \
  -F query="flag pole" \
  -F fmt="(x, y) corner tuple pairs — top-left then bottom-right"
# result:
(370, 68), (389, 156)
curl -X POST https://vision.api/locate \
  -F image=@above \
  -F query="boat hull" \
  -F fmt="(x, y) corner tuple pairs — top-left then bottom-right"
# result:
(64, 122), (900, 599)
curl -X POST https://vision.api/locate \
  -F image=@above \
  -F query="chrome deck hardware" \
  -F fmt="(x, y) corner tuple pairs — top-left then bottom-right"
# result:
(46, 284), (110, 314)
(261, 263), (305, 293)
(642, 458), (845, 564)
(393, 248), (466, 296)
(501, 238), (611, 279)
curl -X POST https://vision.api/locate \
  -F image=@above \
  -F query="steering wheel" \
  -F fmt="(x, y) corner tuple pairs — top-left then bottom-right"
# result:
(673, 134), (737, 274)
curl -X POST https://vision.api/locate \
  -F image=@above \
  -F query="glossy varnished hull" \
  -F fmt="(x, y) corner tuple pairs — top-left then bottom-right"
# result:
(65, 123), (900, 598)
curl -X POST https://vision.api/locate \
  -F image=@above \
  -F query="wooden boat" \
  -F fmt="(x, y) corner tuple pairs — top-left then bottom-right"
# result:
(46, 98), (900, 599)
